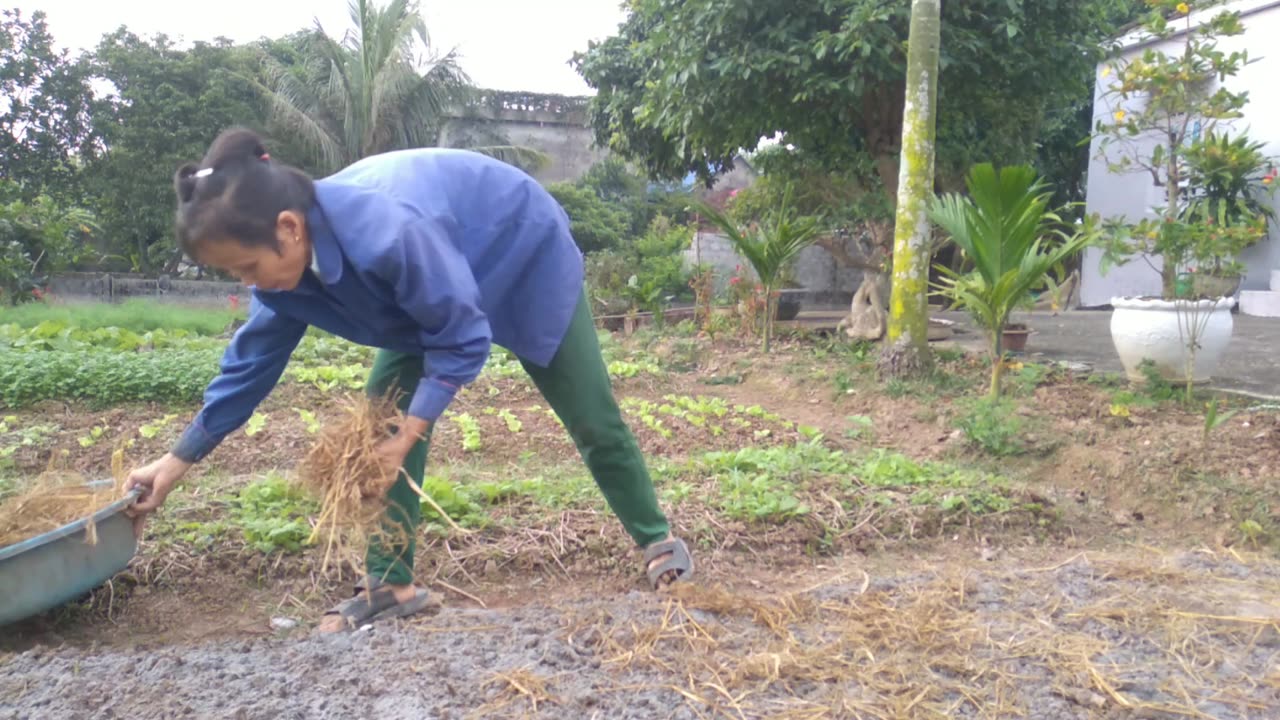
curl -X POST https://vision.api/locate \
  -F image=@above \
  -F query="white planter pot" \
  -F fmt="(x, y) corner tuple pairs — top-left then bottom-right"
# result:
(1109, 296), (1236, 383)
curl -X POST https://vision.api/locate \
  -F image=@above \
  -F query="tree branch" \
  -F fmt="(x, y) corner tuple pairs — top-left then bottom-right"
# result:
(815, 234), (883, 273)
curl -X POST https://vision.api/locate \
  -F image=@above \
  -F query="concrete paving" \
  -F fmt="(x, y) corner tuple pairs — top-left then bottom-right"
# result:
(937, 309), (1280, 399)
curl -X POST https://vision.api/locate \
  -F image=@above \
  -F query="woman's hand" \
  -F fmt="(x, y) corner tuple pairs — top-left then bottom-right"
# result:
(369, 416), (430, 497)
(123, 453), (193, 538)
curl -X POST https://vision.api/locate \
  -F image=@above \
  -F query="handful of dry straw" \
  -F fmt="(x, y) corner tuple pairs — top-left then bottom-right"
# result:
(0, 449), (128, 549)
(295, 394), (462, 578)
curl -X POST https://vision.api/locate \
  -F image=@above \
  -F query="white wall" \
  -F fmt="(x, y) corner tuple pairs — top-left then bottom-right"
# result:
(1081, 0), (1280, 306)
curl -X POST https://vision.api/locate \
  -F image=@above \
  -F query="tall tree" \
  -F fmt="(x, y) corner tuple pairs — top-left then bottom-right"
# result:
(0, 10), (97, 201)
(262, 0), (542, 173)
(85, 31), (270, 272)
(881, 0), (941, 377)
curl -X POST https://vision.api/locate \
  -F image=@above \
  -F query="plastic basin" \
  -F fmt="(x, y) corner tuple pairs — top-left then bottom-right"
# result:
(0, 483), (141, 627)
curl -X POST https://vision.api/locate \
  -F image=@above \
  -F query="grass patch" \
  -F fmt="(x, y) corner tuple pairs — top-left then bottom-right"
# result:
(5, 300), (244, 335)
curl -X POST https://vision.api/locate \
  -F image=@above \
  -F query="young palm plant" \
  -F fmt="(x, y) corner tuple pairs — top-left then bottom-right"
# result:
(698, 187), (821, 352)
(930, 163), (1095, 399)
(260, 0), (545, 172)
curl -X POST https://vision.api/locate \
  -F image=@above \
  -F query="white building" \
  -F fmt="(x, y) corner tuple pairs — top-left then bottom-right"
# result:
(1081, 0), (1280, 313)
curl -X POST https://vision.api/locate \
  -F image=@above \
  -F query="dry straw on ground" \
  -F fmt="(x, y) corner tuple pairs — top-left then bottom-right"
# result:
(573, 552), (1280, 719)
(0, 449), (127, 548)
(295, 393), (464, 580)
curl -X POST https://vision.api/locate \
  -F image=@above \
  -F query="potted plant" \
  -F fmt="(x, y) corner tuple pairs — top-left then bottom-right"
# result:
(1093, 1), (1275, 395)
(1001, 323), (1032, 353)
(774, 265), (805, 321)
(930, 163), (1096, 399)
(697, 186), (821, 351)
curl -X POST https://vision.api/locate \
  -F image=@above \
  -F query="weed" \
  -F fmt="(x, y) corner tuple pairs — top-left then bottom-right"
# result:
(1086, 371), (1127, 388)
(1202, 398), (1239, 443)
(954, 397), (1024, 456)
(1007, 363), (1050, 396)
(844, 415), (875, 441)
(856, 450), (1015, 514)
(1138, 360), (1179, 402)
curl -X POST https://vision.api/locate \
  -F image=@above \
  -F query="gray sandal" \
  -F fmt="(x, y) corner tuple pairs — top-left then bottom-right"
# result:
(322, 577), (437, 630)
(643, 537), (695, 589)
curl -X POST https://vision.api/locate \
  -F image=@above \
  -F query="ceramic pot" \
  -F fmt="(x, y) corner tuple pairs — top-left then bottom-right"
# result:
(1109, 296), (1235, 383)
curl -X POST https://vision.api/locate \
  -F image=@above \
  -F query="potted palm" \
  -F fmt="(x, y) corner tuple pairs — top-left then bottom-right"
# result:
(930, 163), (1096, 399)
(697, 186), (821, 351)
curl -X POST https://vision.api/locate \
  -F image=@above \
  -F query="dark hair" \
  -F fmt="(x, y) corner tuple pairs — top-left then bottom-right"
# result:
(173, 127), (316, 257)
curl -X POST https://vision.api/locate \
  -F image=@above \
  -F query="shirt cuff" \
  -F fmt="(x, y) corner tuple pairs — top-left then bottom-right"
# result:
(409, 378), (459, 422)
(171, 419), (223, 463)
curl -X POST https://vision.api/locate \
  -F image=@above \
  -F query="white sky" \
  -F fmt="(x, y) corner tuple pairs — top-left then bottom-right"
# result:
(19, 0), (628, 96)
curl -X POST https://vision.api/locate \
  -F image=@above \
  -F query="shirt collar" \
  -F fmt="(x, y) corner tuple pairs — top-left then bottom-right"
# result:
(305, 198), (344, 285)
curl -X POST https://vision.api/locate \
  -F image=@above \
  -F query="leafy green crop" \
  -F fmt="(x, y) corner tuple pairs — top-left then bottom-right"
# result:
(231, 474), (317, 554)
(0, 348), (221, 408)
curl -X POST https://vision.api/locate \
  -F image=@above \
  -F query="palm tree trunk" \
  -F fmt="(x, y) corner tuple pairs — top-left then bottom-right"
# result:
(880, 0), (941, 379)
(762, 283), (774, 353)
(989, 330), (1004, 400)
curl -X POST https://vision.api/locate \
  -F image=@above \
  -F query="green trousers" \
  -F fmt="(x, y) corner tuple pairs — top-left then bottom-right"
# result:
(364, 290), (670, 585)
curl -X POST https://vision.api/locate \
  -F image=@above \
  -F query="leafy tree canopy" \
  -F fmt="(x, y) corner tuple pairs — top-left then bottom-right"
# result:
(574, 0), (1140, 194)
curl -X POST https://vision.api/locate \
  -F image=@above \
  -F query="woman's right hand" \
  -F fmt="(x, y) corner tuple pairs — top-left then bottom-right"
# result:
(123, 453), (193, 538)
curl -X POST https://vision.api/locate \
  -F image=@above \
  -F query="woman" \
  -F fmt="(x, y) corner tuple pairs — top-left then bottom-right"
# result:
(125, 127), (693, 632)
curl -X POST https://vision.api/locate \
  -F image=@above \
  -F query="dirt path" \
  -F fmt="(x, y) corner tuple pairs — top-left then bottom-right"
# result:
(3, 544), (1278, 720)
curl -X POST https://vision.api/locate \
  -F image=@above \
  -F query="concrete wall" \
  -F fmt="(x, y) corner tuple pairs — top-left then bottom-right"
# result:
(684, 231), (866, 305)
(439, 91), (608, 184)
(1081, 0), (1280, 307)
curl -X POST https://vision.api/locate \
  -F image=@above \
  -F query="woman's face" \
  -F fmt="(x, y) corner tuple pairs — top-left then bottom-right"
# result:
(198, 211), (311, 292)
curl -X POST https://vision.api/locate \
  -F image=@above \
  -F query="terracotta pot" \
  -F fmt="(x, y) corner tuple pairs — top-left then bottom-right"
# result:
(1002, 324), (1031, 352)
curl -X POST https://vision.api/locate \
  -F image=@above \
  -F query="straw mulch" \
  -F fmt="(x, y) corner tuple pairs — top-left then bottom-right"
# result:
(564, 550), (1280, 719)
(294, 393), (462, 580)
(0, 449), (127, 549)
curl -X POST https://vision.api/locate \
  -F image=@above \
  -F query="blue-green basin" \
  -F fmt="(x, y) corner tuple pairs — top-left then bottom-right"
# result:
(0, 483), (141, 627)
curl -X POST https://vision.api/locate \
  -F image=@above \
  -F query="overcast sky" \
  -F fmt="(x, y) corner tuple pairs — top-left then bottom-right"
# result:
(19, 0), (627, 96)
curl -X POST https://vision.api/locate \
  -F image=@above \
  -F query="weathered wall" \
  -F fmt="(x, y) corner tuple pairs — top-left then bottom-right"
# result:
(439, 91), (608, 184)
(684, 231), (865, 306)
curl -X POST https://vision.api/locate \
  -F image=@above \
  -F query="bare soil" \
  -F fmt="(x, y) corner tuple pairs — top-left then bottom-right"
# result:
(2, 333), (1279, 718)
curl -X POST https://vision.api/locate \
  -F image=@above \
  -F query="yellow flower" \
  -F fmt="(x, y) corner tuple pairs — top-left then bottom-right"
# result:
(1110, 404), (1131, 418)
(1176, 2), (1190, 14)
(1113, 110), (1127, 122)
(1101, 66), (1112, 78)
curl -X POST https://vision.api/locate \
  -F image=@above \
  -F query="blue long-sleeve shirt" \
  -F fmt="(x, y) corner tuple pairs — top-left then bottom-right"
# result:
(171, 148), (585, 463)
